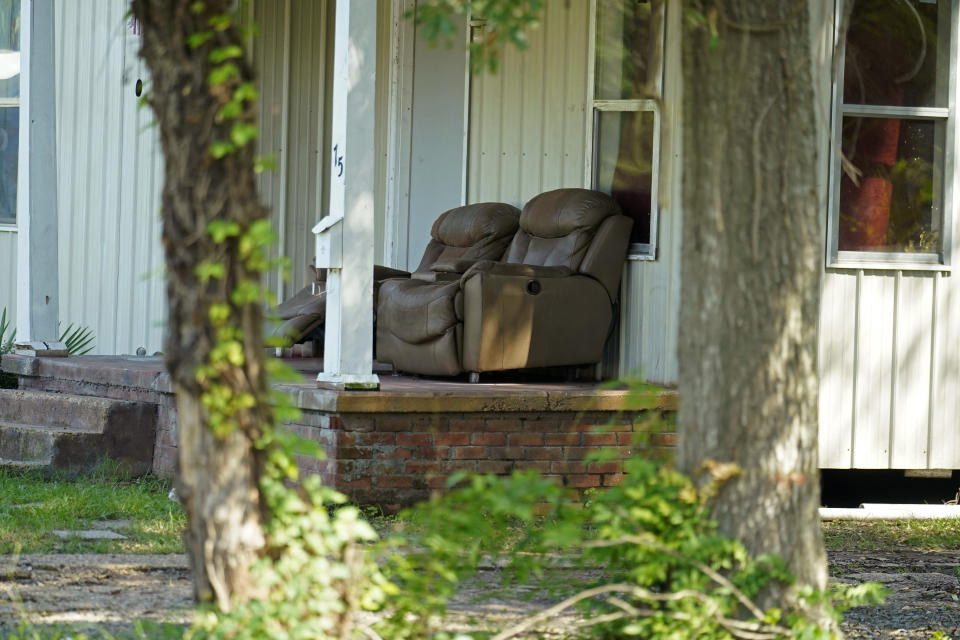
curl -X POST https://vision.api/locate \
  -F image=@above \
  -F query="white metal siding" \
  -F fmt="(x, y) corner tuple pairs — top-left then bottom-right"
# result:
(0, 230), (15, 319)
(467, 1), (589, 206)
(818, 269), (960, 469)
(55, 0), (166, 355)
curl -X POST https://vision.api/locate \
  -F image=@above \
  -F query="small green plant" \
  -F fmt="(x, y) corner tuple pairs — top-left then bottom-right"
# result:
(0, 308), (96, 356)
(377, 459), (886, 639)
(58, 321), (96, 355)
(0, 307), (14, 354)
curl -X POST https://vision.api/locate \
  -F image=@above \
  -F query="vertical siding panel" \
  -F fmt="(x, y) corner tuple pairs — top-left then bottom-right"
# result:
(519, 21), (546, 199)
(65, 1), (96, 331)
(254, 1), (285, 299)
(114, 21), (143, 353)
(476, 58), (503, 202)
(620, 262), (644, 377)
(147, 121), (166, 351)
(498, 45), (523, 205)
(97, 0), (125, 354)
(82, 2), (109, 336)
(818, 272), (857, 467)
(931, 272), (960, 468)
(0, 232), (15, 317)
(890, 274), (933, 468)
(538, 3), (565, 192)
(285, 0), (317, 295)
(561, 1), (588, 187)
(467, 1), (588, 204)
(852, 273), (895, 468)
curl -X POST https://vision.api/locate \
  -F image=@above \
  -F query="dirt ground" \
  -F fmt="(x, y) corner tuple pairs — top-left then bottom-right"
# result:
(1, 551), (959, 638)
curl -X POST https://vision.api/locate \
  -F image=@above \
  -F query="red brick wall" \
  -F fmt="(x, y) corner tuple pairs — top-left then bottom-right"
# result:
(287, 410), (675, 510)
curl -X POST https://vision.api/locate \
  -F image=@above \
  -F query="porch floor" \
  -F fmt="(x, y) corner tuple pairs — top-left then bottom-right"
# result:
(2, 354), (677, 507)
(3, 354), (677, 413)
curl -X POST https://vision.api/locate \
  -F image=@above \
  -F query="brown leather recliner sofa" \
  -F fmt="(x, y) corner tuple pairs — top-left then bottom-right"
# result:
(376, 188), (632, 379)
(267, 202), (520, 348)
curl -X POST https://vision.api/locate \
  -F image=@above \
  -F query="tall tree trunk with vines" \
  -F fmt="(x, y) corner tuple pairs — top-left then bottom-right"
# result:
(677, 0), (831, 622)
(132, 0), (271, 610)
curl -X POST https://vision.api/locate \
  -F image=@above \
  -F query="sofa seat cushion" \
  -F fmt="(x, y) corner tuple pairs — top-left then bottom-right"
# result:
(377, 279), (462, 345)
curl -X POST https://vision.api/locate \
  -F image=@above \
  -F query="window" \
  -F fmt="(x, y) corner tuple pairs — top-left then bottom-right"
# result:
(590, 0), (664, 259)
(0, 0), (18, 226)
(828, 0), (956, 267)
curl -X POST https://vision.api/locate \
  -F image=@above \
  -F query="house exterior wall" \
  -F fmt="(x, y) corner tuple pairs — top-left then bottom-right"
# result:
(0, 229), (15, 320)
(9, 0), (380, 355)
(466, 0), (684, 385)
(55, 0), (166, 356)
(813, 0), (960, 470)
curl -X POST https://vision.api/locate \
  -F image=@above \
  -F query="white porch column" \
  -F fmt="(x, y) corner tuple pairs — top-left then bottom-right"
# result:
(315, 0), (379, 390)
(15, 0), (63, 355)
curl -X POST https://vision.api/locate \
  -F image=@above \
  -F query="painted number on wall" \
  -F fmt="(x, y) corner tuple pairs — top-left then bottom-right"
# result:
(333, 144), (344, 179)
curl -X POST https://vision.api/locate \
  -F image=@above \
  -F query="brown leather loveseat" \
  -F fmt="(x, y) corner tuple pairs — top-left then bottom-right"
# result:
(376, 188), (632, 380)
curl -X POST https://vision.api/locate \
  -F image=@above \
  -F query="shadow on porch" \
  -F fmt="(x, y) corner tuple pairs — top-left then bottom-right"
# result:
(1, 354), (677, 510)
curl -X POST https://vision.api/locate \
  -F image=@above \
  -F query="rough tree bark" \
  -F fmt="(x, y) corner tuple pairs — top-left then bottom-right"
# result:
(132, 0), (271, 610)
(677, 0), (830, 619)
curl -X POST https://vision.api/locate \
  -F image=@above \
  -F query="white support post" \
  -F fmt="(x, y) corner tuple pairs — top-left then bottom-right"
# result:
(15, 0), (63, 356)
(315, 0), (379, 390)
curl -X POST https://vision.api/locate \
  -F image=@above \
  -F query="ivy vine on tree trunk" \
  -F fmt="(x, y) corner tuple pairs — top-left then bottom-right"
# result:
(131, 0), (272, 610)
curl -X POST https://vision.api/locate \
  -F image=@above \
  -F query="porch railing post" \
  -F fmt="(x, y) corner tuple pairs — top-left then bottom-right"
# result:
(16, 0), (64, 356)
(316, 0), (379, 390)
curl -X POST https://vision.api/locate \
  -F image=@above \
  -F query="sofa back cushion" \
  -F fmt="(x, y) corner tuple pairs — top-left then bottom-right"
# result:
(503, 189), (622, 270)
(415, 202), (520, 273)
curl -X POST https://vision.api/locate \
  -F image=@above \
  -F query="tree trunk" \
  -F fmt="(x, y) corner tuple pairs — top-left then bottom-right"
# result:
(677, 0), (829, 618)
(132, 0), (271, 610)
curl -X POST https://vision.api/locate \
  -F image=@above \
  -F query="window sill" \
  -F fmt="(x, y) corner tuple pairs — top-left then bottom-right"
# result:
(0, 223), (17, 233)
(827, 254), (950, 273)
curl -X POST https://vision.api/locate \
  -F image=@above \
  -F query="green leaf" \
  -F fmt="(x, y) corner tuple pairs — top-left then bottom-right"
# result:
(206, 219), (241, 243)
(230, 122), (259, 147)
(195, 260), (226, 283)
(209, 45), (244, 64)
(207, 13), (232, 32)
(187, 31), (213, 50)
(231, 281), (261, 305)
(209, 140), (235, 158)
(58, 322), (95, 355)
(208, 62), (239, 86)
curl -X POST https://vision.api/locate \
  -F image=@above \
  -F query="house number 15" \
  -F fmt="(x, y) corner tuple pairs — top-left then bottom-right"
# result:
(333, 144), (344, 178)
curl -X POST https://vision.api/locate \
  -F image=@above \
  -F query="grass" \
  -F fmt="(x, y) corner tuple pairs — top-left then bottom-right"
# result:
(0, 464), (185, 555)
(823, 518), (960, 551)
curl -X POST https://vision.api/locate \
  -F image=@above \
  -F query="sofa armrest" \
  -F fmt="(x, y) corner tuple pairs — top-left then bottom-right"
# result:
(460, 270), (612, 372)
(460, 260), (573, 287)
(411, 271), (461, 283)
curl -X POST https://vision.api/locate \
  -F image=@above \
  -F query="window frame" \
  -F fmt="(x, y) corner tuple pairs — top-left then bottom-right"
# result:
(826, 0), (959, 271)
(585, 0), (665, 261)
(0, 0), (19, 229)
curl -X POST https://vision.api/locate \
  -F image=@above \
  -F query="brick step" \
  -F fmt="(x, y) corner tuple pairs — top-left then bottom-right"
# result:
(0, 390), (157, 475)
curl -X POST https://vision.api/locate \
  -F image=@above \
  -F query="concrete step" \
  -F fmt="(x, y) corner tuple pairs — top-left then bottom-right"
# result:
(0, 390), (157, 474)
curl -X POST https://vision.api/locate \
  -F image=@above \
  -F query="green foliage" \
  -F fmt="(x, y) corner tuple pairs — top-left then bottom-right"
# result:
(58, 321), (95, 355)
(379, 460), (886, 639)
(0, 308), (95, 357)
(411, 0), (544, 73)
(0, 307), (17, 388)
(1, 306), (15, 354)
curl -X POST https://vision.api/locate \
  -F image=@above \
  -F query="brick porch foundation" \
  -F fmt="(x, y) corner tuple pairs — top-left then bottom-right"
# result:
(2, 355), (677, 508)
